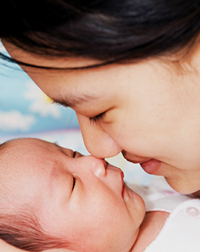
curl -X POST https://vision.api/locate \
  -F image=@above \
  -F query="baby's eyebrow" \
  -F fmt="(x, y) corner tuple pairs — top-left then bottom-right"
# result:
(52, 142), (71, 157)
(52, 141), (67, 151)
(53, 141), (60, 147)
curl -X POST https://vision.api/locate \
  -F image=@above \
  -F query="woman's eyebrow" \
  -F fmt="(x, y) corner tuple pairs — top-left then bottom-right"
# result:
(53, 93), (98, 108)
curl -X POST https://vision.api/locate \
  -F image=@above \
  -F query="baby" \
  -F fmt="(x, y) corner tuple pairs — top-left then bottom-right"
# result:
(0, 138), (200, 252)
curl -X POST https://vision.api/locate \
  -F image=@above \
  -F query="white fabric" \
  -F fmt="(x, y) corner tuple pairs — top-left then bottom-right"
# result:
(128, 177), (190, 212)
(128, 177), (200, 252)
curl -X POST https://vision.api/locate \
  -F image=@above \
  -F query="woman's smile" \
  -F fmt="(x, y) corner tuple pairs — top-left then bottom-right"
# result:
(140, 159), (162, 174)
(122, 151), (161, 175)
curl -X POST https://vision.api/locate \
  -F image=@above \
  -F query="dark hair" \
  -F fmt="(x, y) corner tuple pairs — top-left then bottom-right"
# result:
(1, 0), (200, 68)
(0, 211), (70, 252)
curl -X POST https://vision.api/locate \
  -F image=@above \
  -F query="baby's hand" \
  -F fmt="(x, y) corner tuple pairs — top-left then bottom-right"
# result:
(0, 240), (27, 252)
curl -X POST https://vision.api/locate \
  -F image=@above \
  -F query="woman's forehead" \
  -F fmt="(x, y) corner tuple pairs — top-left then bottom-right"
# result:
(2, 39), (103, 69)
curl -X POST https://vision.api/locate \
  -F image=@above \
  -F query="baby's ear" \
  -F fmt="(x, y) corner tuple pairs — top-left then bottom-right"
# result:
(43, 249), (78, 252)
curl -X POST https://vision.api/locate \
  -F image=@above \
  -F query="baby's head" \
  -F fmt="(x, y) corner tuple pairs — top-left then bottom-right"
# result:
(0, 138), (145, 252)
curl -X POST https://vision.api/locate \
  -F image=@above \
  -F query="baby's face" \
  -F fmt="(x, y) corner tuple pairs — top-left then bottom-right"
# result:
(0, 138), (145, 252)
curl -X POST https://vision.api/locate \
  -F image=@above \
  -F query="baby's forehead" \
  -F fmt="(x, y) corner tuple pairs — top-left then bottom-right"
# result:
(0, 140), (30, 162)
(2, 138), (49, 155)
(0, 140), (17, 159)
(1, 138), (33, 151)
(0, 138), (75, 181)
(0, 139), (50, 174)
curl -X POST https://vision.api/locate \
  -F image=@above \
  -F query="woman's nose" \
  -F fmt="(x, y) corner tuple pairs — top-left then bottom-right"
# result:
(77, 113), (122, 158)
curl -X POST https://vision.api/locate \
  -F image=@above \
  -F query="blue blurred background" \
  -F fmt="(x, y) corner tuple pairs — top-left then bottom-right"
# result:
(0, 41), (79, 137)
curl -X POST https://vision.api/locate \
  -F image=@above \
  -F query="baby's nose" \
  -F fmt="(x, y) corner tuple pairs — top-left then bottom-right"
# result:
(89, 156), (107, 177)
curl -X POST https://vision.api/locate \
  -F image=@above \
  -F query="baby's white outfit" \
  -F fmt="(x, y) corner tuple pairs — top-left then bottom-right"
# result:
(128, 177), (200, 252)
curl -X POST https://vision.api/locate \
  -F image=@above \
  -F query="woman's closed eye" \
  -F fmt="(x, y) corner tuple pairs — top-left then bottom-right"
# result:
(89, 112), (105, 123)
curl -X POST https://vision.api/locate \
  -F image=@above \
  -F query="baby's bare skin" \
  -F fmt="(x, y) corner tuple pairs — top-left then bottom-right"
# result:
(132, 211), (169, 252)
(0, 240), (27, 252)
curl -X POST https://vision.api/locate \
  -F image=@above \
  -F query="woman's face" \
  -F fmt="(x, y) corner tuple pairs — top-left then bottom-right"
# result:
(4, 41), (200, 194)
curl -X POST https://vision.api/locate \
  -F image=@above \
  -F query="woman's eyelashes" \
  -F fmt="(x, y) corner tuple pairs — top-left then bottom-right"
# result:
(89, 112), (105, 123)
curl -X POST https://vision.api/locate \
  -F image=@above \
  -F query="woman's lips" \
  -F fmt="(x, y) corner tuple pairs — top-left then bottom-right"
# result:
(123, 152), (161, 175)
(140, 159), (161, 174)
